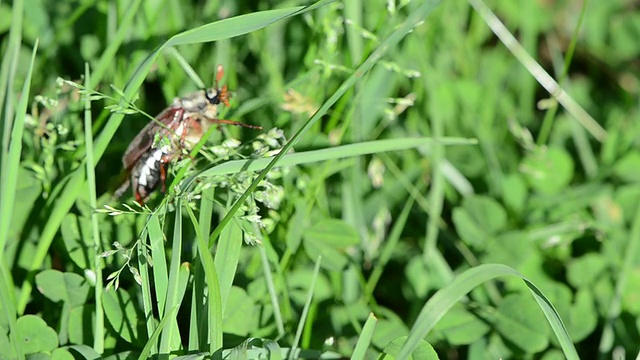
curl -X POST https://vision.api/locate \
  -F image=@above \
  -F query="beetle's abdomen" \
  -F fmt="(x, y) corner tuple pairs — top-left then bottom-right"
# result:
(131, 146), (172, 204)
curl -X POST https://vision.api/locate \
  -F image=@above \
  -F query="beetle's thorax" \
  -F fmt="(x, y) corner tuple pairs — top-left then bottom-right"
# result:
(178, 89), (220, 120)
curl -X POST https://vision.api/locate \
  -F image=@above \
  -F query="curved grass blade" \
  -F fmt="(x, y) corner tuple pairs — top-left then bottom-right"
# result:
(167, 2), (334, 46)
(396, 263), (579, 360)
(196, 137), (474, 179)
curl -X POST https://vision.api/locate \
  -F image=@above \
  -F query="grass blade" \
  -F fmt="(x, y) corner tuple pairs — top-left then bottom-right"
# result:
(258, 237), (286, 338)
(350, 313), (377, 360)
(213, 218), (242, 315)
(197, 137), (474, 179)
(137, 228), (156, 355)
(158, 204), (184, 353)
(186, 206), (223, 354)
(288, 256), (322, 360)
(396, 263), (579, 360)
(137, 306), (180, 360)
(0, 0), (23, 176)
(0, 39), (38, 252)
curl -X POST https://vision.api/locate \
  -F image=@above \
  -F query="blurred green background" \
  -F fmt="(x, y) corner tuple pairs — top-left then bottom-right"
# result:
(2, 0), (640, 358)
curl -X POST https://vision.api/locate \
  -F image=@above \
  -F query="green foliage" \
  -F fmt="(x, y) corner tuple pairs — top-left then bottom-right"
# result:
(1, 0), (640, 359)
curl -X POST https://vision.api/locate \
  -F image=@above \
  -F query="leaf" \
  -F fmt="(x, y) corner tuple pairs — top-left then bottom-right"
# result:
(287, 268), (332, 305)
(566, 253), (607, 288)
(521, 147), (574, 194)
(381, 336), (438, 360)
(613, 151), (640, 182)
(395, 264), (579, 360)
(302, 218), (359, 271)
(51, 348), (76, 360)
(15, 315), (58, 354)
(502, 173), (528, 214)
(566, 289), (597, 342)
(622, 267), (640, 316)
(430, 304), (490, 345)
(35, 270), (91, 308)
(222, 287), (255, 336)
(7, 167), (41, 241)
(103, 288), (143, 345)
(372, 315), (409, 350)
(286, 200), (310, 252)
(60, 213), (93, 269)
(351, 314), (377, 360)
(482, 231), (536, 269)
(305, 218), (360, 248)
(68, 304), (95, 346)
(0, 328), (13, 358)
(452, 195), (507, 248)
(494, 293), (549, 353)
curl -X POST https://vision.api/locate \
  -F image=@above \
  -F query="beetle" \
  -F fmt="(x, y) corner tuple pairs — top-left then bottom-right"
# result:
(115, 65), (260, 205)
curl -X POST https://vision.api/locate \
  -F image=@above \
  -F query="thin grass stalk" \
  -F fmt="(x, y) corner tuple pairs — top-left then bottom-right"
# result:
(258, 237), (286, 337)
(423, 106), (445, 261)
(365, 193), (416, 301)
(287, 256), (322, 360)
(468, 0), (606, 142)
(137, 228), (156, 355)
(537, 0), (590, 146)
(148, 214), (169, 319)
(82, 63), (105, 353)
(599, 200), (640, 355)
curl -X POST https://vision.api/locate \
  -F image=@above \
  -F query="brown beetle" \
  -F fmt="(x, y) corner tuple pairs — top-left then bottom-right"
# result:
(115, 65), (260, 204)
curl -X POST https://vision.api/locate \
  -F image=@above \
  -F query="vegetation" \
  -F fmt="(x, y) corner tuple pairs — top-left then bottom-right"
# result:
(1, 0), (639, 358)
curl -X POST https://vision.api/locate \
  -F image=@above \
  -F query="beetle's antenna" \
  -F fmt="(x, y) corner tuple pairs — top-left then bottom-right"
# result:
(215, 64), (224, 85)
(215, 64), (231, 107)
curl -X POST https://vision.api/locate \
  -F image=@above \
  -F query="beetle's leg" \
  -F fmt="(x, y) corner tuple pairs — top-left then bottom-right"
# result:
(159, 158), (171, 193)
(135, 189), (144, 206)
(210, 119), (262, 129)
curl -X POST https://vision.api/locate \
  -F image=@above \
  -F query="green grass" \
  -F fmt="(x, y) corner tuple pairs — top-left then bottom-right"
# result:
(1, 0), (640, 358)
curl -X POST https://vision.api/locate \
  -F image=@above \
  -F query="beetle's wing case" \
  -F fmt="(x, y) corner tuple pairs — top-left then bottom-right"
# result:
(121, 103), (184, 171)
